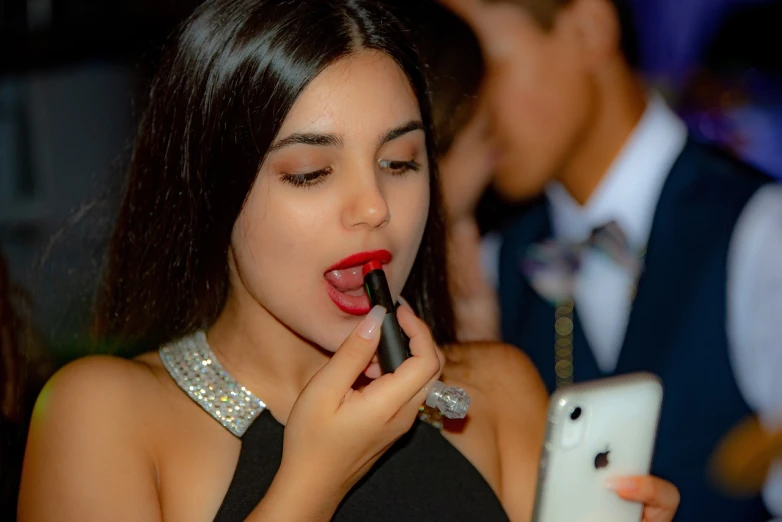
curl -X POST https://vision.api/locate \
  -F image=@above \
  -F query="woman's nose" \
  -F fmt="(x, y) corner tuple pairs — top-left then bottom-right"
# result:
(341, 172), (391, 230)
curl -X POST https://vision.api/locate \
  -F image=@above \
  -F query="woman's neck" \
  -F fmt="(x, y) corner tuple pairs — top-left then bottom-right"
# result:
(206, 291), (329, 424)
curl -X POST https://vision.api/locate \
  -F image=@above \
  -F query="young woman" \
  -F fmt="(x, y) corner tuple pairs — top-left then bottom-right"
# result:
(19, 1), (679, 520)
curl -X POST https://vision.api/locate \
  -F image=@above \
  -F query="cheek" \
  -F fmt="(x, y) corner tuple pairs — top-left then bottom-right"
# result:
(387, 176), (430, 286)
(232, 181), (327, 292)
(390, 175), (428, 220)
(494, 62), (585, 149)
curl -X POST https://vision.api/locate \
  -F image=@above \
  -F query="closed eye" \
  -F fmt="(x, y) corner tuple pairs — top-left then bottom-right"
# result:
(280, 167), (331, 188)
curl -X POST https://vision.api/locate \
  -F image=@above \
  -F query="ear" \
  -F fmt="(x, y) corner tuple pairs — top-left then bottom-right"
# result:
(558, 0), (621, 69)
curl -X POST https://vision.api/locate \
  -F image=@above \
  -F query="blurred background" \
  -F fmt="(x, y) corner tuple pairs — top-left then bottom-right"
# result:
(0, 0), (781, 515)
(2, 0), (781, 357)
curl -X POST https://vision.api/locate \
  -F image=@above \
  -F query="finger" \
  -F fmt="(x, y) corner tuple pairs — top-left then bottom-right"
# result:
(354, 304), (439, 410)
(434, 345), (446, 370)
(362, 354), (382, 379)
(309, 305), (385, 401)
(396, 304), (436, 356)
(365, 350), (440, 410)
(360, 309), (441, 410)
(607, 476), (680, 512)
(397, 306), (442, 374)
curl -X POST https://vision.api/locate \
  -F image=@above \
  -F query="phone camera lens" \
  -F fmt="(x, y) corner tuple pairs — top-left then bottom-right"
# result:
(570, 407), (582, 421)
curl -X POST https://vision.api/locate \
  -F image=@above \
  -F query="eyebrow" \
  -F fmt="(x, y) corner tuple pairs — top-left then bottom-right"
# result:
(268, 132), (343, 152)
(268, 120), (424, 153)
(378, 120), (424, 147)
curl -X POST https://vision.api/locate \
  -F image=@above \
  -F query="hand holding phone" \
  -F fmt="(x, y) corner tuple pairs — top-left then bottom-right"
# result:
(532, 373), (664, 522)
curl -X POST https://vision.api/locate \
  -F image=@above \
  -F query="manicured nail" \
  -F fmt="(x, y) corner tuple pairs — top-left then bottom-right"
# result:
(605, 477), (637, 492)
(397, 295), (414, 312)
(358, 305), (386, 339)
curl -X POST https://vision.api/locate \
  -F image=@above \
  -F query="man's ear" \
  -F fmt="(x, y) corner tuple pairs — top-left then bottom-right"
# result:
(559, 0), (621, 69)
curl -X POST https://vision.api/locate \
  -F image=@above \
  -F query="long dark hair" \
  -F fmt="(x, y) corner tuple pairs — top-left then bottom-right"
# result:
(1, 250), (51, 517)
(93, 0), (455, 354)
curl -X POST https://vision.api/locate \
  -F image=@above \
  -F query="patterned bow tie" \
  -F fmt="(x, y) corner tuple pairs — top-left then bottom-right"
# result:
(521, 221), (644, 305)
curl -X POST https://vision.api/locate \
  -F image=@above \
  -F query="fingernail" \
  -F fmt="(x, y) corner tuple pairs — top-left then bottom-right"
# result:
(358, 305), (386, 339)
(397, 295), (414, 312)
(605, 477), (637, 492)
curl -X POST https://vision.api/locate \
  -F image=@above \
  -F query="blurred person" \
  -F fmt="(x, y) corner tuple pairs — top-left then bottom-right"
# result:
(413, 3), (505, 342)
(17, 1), (679, 521)
(440, 0), (782, 520)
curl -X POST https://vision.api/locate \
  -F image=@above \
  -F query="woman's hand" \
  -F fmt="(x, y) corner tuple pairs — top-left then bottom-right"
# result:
(270, 305), (443, 511)
(439, 97), (501, 342)
(447, 217), (500, 341)
(607, 475), (681, 522)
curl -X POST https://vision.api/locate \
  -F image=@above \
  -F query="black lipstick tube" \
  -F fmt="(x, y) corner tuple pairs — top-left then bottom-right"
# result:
(363, 261), (411, 373)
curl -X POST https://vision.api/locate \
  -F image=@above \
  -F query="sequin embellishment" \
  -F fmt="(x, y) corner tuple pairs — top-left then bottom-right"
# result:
(160, 331), (265, 437)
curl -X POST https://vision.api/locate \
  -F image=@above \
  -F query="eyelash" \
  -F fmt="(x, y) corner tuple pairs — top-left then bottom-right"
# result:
(280, 160), (421, 188)
(280, 168), (331, 188)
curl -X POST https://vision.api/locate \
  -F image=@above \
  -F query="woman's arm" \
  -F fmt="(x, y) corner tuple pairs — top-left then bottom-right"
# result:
(19, 307), (445, 522)
(19, 356), (165, 522)
(18, 356), (343, 522)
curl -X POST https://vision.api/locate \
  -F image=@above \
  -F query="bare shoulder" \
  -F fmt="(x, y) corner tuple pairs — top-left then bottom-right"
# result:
(30, 354), (165, 429)
(443, 341), (548, 409)
(19, 354), (167, 521)
(442, 342), (548, 522)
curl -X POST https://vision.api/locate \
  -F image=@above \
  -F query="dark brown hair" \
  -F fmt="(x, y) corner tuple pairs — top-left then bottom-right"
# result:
(415, 3), (485, 156)
(93, 0), (456, 354)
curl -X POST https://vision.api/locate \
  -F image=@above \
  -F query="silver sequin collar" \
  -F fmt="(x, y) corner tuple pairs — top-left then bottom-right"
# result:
(159, 331), (266, 437)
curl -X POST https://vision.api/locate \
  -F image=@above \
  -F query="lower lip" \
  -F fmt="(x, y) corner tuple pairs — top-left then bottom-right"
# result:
(324, 280), (372, 315)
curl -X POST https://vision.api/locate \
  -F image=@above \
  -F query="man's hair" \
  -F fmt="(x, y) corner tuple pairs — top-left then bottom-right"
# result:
(493, 0), (640, 68)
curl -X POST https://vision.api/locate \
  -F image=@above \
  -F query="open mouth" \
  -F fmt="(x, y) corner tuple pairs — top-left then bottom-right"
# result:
(324, 250), (392, 315)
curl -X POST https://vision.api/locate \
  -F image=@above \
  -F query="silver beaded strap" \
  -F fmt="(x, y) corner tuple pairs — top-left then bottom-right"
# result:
(159, 331), (266, 437)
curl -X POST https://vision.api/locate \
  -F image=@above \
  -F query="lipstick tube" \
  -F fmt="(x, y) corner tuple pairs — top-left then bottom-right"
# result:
(363, 261), (411, 373)
(363, 261), (470, 420)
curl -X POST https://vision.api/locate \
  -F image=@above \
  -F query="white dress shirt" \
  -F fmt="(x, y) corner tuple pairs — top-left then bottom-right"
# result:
(489, 94), (782, 517)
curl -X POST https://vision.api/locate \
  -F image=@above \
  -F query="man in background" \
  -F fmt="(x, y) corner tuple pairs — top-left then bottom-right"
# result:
(439, 0), (782, 519)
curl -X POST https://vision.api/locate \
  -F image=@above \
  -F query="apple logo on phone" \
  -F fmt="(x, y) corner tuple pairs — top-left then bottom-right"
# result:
(594, 449), (610, 470)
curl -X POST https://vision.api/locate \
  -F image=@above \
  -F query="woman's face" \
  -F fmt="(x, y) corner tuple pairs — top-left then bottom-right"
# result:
(230, 50), (430, 352)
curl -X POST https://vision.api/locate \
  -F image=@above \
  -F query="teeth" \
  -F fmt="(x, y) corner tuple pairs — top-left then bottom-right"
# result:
(330, 266), (362, 280)
(325, 266), (365, 292)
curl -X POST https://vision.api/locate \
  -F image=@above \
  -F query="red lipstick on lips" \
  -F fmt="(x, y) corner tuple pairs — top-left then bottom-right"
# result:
(362, 260), (383, 276)
(325, 250), (392, 315)
(328, 250), (392, 271)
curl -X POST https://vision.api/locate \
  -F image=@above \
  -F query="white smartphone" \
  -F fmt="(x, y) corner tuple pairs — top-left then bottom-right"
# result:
(531, 372), (663, 522)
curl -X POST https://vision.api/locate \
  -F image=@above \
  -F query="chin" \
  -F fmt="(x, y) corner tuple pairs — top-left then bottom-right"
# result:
(317, 312), (363, 353)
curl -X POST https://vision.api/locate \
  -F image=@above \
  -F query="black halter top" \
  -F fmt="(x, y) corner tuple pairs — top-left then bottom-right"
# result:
(160, 332), (509, 522)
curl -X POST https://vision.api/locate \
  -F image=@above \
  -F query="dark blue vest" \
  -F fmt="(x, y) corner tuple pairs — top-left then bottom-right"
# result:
(499, 140), (773, 521)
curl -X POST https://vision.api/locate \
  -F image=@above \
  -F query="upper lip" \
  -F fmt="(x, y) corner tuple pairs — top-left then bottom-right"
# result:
(327, 250), (392, 271)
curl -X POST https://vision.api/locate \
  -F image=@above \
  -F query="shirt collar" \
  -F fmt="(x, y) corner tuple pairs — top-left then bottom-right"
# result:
(546, 93), (688, 250)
